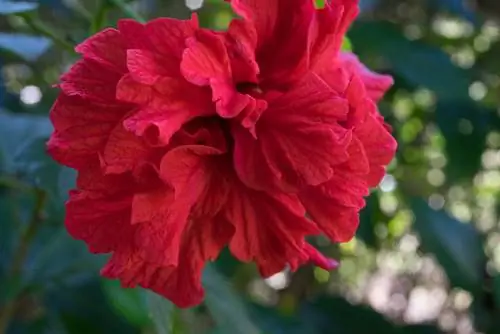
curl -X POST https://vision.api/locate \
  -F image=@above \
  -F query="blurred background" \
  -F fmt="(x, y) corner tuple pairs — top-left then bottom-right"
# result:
(1, 0), (500, 333)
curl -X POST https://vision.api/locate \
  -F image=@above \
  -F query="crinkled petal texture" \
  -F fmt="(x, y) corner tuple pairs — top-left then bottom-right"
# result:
(48, 0), (396, 308)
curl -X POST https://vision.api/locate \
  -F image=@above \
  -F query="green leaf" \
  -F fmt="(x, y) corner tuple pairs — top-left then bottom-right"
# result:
(0, 110), (51, 172)
(411, 198), (486, 293)
(314, 0), (326, 9)
(402, 324), (444, 334)
(12, 137), (75, 218)
(0, 33), (51, 61)
(349, 22), (472, 100)
(0, 1), (38, 15)
(341, 37), (352, 52)
(103, 281), (150, 328)
(203, 265), (260, 334)
(435, 101), (490, 181)
(147, 291), (175, 334)
(45, 279), (140, 334)
(357, 194), (380, 248)
(306, 296), (400, 334)
(13, 137), (60, 197)
(26, 228), (103, 288)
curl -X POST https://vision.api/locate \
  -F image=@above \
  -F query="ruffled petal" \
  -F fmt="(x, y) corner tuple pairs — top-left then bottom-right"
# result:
(181, 29), (250, 118)
(227, 0), (315, 87)
(225, 19), (259, 84)
(59, 59), (124, 103)
(355, 108), (397, 187)
(233, 73), (351, 192)
(75, 28), (127, 73)
(47, 94), (128, 169)
(310, 0), (359, 70)
(117, 19), (151, 49)
(300, 187), (361, 243)
(224, 178), (320, 277)
(101, 123), (150, 174)
(340, 52), (393, 102)
(118, 73), (214, 146)
(131, 126), (229, 267)
(299, 138), (370, 242)
(145, 15), (198, 59)
(102, 213), (232, 308)
(65, 168), (136, 253)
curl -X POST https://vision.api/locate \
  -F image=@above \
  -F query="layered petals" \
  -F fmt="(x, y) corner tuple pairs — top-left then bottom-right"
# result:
(224, 179), (320, 277)
(181, 29), (251, 119)
(102, 212), (233, 308)
(227, 0), (316, 87)
(48, 0), (397, 309)
(233, 73), (351, 192)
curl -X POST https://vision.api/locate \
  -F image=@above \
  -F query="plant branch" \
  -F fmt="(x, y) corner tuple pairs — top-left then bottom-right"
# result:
(0, 188), (47, 334)
(0, 176), (34, 193)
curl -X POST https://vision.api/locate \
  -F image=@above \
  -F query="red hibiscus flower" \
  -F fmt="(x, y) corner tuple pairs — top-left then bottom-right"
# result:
(47, 0), (397, 307)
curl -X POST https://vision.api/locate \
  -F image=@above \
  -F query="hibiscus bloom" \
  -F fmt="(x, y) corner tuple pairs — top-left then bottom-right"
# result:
(47, 0), (396, 307)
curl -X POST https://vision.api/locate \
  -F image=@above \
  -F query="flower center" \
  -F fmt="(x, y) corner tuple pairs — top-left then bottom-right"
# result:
(236, 82), (263, 96)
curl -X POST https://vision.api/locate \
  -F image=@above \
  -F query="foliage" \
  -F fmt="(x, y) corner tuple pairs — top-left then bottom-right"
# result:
(1, 0), (500, 333)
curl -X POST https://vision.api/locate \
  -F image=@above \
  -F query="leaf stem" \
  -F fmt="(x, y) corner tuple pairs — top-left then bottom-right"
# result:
(0, 188), (46, 334)
(107, 0), (146, 23)
(0, 176), (34, 193)
(91, 0), (112, 33)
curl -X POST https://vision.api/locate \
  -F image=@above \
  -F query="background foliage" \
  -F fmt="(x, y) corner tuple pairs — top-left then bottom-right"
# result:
(1, 0), (500, 333)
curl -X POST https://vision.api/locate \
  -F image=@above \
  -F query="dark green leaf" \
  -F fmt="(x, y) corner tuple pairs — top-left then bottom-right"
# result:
(306, 296), (400, 334)
(103, 281), (150, 328)
(13, 137), (59, 197)
(401, 324), (444, 334)
(411, 198), (486, 293)
(26, 228), (103, 288)
(45, 279), (140, 334)
(357, 193), (380, 248)
(203, 265), (260, 334)
(0, 110), (51, 172)
(349, 22), (472, 100)
(147, 291), (175, 334)
(435, 101), (490, 181)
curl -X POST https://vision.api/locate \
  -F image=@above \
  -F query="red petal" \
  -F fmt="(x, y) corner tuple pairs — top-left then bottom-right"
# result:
(227, 0), (315, 87)
(131, 140), (229, 267)
(298, 137), (373, 243)
(47, 94), (128, 169)
(101, 122), (150, 174)
(118, 19), (151, 49)
(310, 0), (359, 70)
(145, 15), (198, 58)
(233, 73), (351, 192)
(65, 168), (135, 253)
(355, 110), (397, 187)
(225, 19), (259, 84)
(132, 187), (189, 266)
(126, 49), (174, 85)
(340, 52), (393, 102)
(102, 213), (232, 308)
(75, 28), (127, 73)
(224, 178), (320, 277)
(119, 76), (214, 146)
(181, 29), (249, 118)
(59, 59), (124, 103)
(300, 187), (362, 243)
